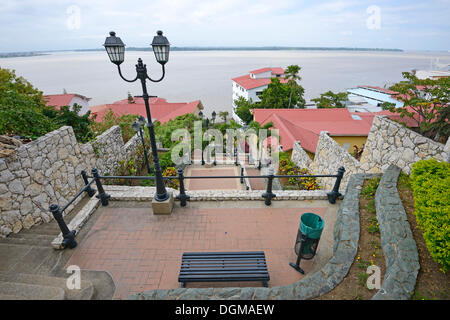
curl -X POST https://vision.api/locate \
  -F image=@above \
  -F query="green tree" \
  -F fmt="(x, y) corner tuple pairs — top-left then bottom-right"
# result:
(259, 77), (305, 109)
(311, 90), (348, 108)
(218, 111), (229, 123)
(90, 109), (138, 143)
(386, 72), (449, 140)
(284, 65), (305, 108)
(234, 97), (254, 124)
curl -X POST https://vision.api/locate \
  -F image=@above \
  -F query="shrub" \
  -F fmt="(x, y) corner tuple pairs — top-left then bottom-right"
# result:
(90, 109), (138, 143)
(278, 158), (320, 190)
(410, 159), (450, 272)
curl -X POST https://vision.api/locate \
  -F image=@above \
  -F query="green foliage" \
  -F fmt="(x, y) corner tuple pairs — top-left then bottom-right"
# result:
(284, 65), (306, 108)
(358, 272), (369, 287)
(44, 104), (94, 143)
(154, 113), (198, 148)
(387, 72), (449, 140)
(361, 177), (380, 199)
(234, 97), (254, 124)
(259, 77), (305, 109)
(90, 109), (138, 143)
(0, 68), (95, 141)
(218, 111), (229, 123)
(311, 90), (348, 108)
(277, 157), (320, 190)
(163, 166), (179, 189)
(410, 159), (450, 272)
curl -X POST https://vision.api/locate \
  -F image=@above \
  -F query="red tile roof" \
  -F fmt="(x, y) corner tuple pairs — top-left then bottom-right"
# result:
(43, 94), (90, 109)
(254, 108), (373, 152)
(249, 67), (284, 75)
(90, 98), (203, 123)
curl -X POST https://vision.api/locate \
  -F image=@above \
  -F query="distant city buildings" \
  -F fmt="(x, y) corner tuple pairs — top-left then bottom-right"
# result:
(412, 69), (450, 80)
(90, 97), (203, 124)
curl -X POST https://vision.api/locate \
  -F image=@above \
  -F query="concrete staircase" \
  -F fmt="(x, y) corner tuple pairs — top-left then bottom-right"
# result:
(0, 199), (115, 300)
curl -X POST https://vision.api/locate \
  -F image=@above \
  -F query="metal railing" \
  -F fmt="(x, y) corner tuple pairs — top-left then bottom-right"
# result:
(48, 166), (345, 249)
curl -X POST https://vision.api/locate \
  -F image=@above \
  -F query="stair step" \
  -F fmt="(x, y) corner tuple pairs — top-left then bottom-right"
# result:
(8, 233), (56, 241)
(0, 237), (52, 247)
(0, 294), (27, 300)
(55, 269), (116, 300)
(20, 224), (61, 234)
(0, 273), (94, 300)
(0, 281), (65, 300)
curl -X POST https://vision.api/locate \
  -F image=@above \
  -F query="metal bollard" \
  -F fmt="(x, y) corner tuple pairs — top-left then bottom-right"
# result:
(327, 166), (345, 204)
(49, 204), (77, 249)
(240, 167), (244, 184)
(262, 167), (276, 206)
(81, 170), (96, 197)
(176, 168), (190, 207)
(92, 168), (111, 206)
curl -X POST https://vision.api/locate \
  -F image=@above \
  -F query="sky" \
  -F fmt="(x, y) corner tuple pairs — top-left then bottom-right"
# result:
(0, 0), (449, 52)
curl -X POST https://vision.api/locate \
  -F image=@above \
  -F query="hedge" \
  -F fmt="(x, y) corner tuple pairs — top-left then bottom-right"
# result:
(410, 159), (450, 272)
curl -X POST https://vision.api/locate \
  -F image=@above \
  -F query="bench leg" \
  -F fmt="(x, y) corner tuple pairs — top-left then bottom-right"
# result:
(263, 281), (268, 288)
(181, 282), (186, 288)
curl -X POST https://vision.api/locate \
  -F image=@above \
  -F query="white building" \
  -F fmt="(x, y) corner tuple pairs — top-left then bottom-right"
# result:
(412, 69), (450, 80)
(231, 67), (286, 124)
(43, 93), (91, 114)
(345, 85), (404, 112)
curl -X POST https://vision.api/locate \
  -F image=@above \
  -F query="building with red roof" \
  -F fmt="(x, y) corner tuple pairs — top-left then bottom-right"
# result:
(43, 93), (91, 114)
(254, 108), (376, 157)
(90, 97), (203, 123)
(232, 67), (287, 124)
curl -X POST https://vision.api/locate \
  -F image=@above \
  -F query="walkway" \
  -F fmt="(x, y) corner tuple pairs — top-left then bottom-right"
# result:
(66, 200), (337, 299)
(184, 165), (245, 191)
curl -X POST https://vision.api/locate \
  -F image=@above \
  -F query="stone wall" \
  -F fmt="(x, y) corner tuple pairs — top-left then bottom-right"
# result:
(311, 132), (363, 192)
(290, 117), (449, 192)
(360, 116), (448, 174)
(291, 141), (312, 169)
(0, 125), (140, 237)
(372, 165), (420, 300)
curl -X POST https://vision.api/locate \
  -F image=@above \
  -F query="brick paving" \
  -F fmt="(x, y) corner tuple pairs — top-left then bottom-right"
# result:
(66, 203), (329, 299)
(185, 166), (243, 191)
(246, 167), (266, 190)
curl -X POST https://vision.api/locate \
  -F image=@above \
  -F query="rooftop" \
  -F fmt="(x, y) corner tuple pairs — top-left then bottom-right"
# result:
(90, 98), (203, 123)
(43, 93), (91, 109)
(254, 108), (374, 152)
(232, 67), (287, 90)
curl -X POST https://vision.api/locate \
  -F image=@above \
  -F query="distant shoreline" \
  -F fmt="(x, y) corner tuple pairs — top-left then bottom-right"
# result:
(75, 46), (404, 52)
(0, 46), (404, 57)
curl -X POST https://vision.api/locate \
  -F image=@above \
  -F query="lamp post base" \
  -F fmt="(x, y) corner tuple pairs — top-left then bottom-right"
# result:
(152, 191), (174, 215)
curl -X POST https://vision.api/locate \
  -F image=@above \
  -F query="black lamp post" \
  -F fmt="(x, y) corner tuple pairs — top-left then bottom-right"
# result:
(133, 116), (151, 175)
(211, 111), (216, 125)
(198, 111), (205, 165)
(103, 30), (170, 202)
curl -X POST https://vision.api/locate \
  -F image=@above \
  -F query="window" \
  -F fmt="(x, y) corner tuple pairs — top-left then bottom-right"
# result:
(256, 91), (263, 96)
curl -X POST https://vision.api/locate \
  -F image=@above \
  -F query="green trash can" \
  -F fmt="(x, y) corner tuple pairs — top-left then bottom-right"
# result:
(290, 213), (325, 274)
(300, 212), (324, 240)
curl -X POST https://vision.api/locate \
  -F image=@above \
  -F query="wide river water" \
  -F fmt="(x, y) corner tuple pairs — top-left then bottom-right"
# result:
(1, 50), (449, 116)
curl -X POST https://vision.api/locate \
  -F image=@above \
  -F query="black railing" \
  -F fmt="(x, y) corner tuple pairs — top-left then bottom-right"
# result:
(49, 166), (345, 249)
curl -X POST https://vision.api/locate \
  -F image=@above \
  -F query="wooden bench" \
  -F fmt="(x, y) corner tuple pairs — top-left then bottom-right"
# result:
(178, 251), (270, 288)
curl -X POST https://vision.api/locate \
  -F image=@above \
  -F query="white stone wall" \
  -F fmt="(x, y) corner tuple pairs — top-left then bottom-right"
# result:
(290, 116), (449, 192)
(311, 132), (363, 192)
(360, 116), (448, 174)
(290, 141), (313, 169)
(0, 125), (140, 237)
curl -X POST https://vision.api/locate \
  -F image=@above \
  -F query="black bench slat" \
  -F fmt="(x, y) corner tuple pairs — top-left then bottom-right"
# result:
(178, 251), (270, 287)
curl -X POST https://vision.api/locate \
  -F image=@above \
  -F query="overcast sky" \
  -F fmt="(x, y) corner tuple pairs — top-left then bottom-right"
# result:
(1, 0), (449, 52)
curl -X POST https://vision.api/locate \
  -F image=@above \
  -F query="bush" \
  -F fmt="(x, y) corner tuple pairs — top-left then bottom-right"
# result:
(90, 109), (138, 143)
(410, 159), (450, 272)
(278, 157), (320, 191)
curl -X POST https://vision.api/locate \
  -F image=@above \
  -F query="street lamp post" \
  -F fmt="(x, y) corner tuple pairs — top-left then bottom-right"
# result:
(211, 111), (216, 125)
(103, 30), (171, 204)
(198, 111), (205, 165)
(132, 116), (151, 175)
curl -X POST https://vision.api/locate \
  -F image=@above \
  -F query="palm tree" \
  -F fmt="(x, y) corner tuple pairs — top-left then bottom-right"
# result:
(284, 65), (302, 108)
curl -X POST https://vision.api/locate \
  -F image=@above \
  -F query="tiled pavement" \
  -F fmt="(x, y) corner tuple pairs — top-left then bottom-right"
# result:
(66, 202), (330, 299)
(184, 166), (244, 191)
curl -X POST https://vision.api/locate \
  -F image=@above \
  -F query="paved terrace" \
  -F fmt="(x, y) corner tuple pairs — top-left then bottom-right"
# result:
(66, 200), (337, 299)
